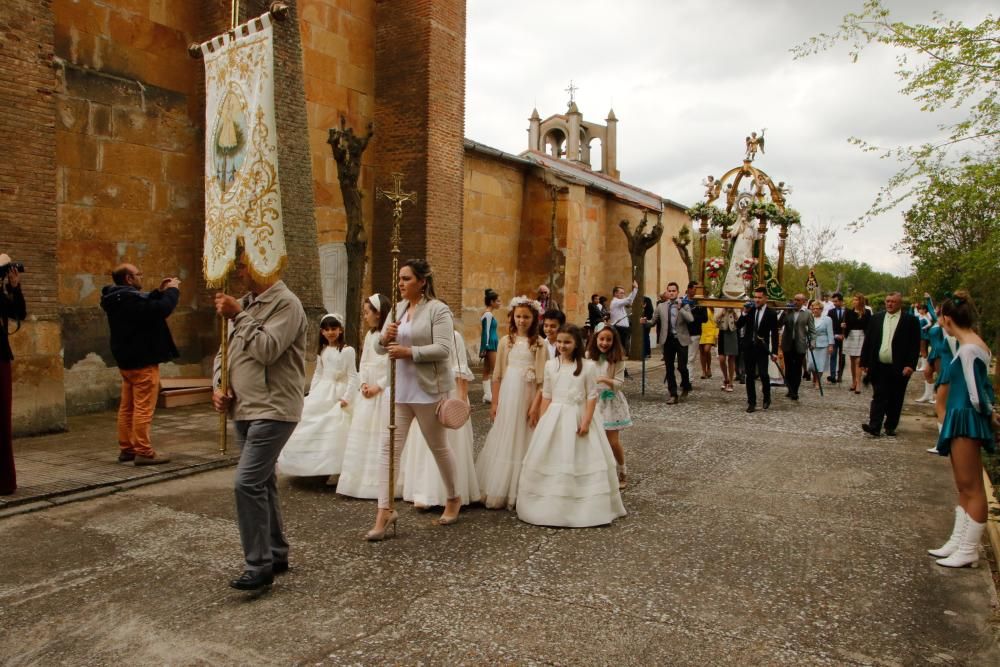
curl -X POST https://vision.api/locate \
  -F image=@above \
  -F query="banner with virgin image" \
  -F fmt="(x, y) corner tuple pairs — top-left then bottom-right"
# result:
(200, 13), (285, 287)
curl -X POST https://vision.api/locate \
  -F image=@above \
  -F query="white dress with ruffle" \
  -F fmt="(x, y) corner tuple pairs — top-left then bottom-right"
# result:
(400, 331), (482, 506)
(517, 359), (627, 528)
(277, 345), (359, 476)
(336, 333), (392, 499)
(475, 337), (539, 509)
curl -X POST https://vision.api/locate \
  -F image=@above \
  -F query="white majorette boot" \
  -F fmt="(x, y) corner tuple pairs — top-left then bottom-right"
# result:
(482, 380), (492, 404)
(928, 506), (966, 557)
(914, 382), (935, 403)
(916, 356), (927, 372)
(936, 515), (986, 568)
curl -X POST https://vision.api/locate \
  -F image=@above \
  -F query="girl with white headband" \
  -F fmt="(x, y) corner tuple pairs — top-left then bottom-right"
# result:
(338, 294), (392, 499)
(277, 312), (359, 480)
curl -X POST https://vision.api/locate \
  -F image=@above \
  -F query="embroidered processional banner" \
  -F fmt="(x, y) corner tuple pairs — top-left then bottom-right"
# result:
(200, 13), (285, 288)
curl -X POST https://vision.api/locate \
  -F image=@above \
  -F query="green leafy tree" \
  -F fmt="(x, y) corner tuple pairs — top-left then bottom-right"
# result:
(899, 160), (1000, 374)
(794, 2), (1000, 226)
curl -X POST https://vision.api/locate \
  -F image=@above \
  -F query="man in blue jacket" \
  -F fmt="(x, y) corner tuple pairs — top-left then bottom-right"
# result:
(101, 264), (180, 465)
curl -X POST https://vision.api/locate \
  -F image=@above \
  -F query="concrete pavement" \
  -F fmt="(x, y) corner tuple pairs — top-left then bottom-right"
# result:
(1, 362), (998, 665)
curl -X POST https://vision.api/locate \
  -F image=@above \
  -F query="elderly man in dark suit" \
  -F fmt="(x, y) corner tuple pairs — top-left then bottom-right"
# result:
(737, 286), (780, 413)
(859, 292), (921, 437)
(780, 293), (815, 401)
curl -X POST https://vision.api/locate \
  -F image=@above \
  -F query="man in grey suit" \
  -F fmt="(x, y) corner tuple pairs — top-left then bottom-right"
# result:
(780, 293), (815, 401)
(644, 281), (694, 404)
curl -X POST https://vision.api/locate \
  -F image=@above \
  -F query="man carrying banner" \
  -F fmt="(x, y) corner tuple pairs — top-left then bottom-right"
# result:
(198, 9), (302, 591)
(213, 246), (306, 591)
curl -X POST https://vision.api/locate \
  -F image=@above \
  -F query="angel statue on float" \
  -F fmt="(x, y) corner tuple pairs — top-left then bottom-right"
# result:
(745, 129), (765, 162)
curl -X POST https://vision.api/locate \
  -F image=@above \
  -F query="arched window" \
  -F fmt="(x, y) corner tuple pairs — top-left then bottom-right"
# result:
(543, 128), (566, 158)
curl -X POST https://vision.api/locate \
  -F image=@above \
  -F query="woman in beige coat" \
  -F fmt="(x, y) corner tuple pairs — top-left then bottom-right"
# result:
(366, 259), (460, 540)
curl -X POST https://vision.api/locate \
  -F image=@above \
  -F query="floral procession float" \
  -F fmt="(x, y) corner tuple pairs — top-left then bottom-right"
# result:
(686, 130), (801, 306)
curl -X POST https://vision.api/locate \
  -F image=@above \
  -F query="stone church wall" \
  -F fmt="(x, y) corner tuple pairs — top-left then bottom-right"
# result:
(1, 0), (65, 434)
(460, 152), (525, 348)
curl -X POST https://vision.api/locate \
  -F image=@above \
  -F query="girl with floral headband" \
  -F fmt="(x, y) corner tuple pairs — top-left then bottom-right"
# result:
(337, 293), (391, 499)
(475, 295), (549, 509)
(277, 312), (359, 481)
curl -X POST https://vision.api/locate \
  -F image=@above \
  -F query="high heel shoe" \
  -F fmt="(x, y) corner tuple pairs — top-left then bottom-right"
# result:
(433, 498), (462, 526)
(365, 510), (398, 541)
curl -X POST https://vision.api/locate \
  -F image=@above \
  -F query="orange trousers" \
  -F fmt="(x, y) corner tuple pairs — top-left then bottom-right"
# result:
(117, 365), (160, 457)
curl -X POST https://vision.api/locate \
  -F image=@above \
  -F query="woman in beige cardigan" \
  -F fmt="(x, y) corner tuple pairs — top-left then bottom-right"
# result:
(366, 259), (460, 540)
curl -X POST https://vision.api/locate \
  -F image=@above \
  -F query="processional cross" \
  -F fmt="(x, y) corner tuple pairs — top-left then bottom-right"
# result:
(375, 172), (418, 512)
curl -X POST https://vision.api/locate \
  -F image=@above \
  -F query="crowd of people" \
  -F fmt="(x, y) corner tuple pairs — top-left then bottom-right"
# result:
(1, 246), (995, 590)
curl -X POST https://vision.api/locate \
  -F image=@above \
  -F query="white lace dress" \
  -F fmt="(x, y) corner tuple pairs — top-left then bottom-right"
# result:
(400, 331), (482, 506)
(336, 333), (392, 499)
(277, 345), (359, 476)
(517, 359), (627, 528)
(476, 337), (540, 509)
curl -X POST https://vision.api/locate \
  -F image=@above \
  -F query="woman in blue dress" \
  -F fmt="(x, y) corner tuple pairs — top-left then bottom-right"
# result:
(480, 289), (500, 403)
(807, 301), (835, 389)
(927, 291), (996, 568)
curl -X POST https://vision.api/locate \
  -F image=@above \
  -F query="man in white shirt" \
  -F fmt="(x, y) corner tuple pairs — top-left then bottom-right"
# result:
(609, 280), (638, 354)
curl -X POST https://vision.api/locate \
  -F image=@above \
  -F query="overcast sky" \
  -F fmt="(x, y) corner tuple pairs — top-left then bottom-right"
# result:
(465, 0), (993, 276)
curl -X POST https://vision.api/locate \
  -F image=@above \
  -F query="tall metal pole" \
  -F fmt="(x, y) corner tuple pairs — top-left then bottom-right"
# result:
(377, 173), (417, 513)
(216, 0), (240, 456)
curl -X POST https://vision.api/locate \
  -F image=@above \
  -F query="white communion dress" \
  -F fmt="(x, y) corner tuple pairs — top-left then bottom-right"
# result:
(516, 358), (627, 528)
(475, 336), (542, 509)
(337, 332), (393, 499)
(277, 345), (359, 476)
(400, 330), (482, 507)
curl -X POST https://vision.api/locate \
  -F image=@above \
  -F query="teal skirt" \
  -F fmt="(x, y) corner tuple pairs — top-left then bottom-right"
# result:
(934, 407), (996, 456)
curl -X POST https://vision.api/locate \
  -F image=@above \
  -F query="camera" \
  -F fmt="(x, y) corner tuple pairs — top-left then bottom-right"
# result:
(0, 261), (24, 278)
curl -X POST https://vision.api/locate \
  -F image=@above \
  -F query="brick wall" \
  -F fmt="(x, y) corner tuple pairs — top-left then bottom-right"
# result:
(0, 0), (66, 433)
(373, 0), (466, 309)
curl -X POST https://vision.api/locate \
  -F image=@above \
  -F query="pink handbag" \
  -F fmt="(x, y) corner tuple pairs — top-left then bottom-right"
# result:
(436, 397), (471, 429)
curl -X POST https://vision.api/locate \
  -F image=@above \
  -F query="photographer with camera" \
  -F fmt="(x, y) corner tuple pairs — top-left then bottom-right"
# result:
(1, 254), (25, 495)
(101, 263), (180, 466)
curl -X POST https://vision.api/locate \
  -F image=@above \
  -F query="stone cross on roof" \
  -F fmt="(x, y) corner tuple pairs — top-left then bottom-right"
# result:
(565, 80), (578, 105)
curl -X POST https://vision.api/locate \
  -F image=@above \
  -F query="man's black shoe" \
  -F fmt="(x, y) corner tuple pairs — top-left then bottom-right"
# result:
(884, 429), (897, 437)
(861, 423), (881, 438)
(680, 388), (689, 399)
(827, 376), (837, 384)
(746, 405), (756, 413)
(229, 570), (274, 591)
(117, 451), (135, 463)
(272, 560), (289, 575)
(762, 399), (770, 410)
(788, 393), (798, 401)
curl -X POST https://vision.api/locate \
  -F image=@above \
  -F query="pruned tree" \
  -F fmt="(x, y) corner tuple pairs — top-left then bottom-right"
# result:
(672, 224), (693, 283)
(620, 212), (664, 360)
(327, 117), (373, 351)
